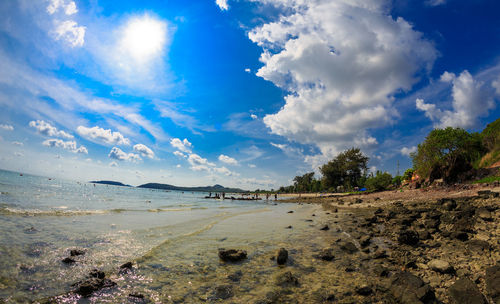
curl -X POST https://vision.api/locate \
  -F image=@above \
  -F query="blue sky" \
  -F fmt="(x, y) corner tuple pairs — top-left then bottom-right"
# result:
(0, 0), (499, 189)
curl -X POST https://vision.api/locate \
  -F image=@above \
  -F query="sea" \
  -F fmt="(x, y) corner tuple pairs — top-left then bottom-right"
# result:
(0, 169), (328, 303)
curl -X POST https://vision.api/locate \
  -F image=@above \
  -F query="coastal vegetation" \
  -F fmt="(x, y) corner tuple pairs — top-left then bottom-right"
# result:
(278, 118), (500, 193)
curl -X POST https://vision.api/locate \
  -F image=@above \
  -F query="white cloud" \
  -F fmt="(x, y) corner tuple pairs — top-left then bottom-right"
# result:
(416, 70), (495, 129)
(12, 141), (23, 146)
(187, 153), (215, 171)
(29, 120), (74, 139)
(173, 151), (187, 158)
(108, 147), (141, 162)
(270, 142), (303, 158)
(47, 0), (78, 15)
(250, 114), (258, 119)
(218, 154), (239, 165)
(493, 76), (500, 96)
(170, 138), (193, 153)
(54, 20), (85, 47)
(109, 161), (118, 167)
(249, 0), (437, 167)
(245, 68), (251, 73)
(400, 146), (417, 157)
(216, 0), (229, 10)
(77, 126), (131, 146)
(248, 164), (256, 168)
(14, 152), (24, 157)
(42, 138), (88, 154)
(176, 164), (181, 168)
(214, 166), (239, 176)
(0, 124), (14, 131)
(133, 144), (155, 159)
(425, 0), (446, 6)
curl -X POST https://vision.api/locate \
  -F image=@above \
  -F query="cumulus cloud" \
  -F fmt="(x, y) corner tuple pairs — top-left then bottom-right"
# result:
(42, 138), (88, 154)
(250, 114), (258, 119)
(416, 70), (495, 129)
(133, 144), (155, 159)
(47, 0), (78, 15)
(216, 0), (229, 10)
(248, 164), (256, 168)
(187, 153), (215, 171)
(218, 154), (239, 165)
(53, 20), (85, 47)
(0, 124), (14, 131)
(176, 164), (181, 168)
(400, 146), (417, 157)
(173, 151), (187, 158)
(12, 141), (23, 146)
(77, 126), (130, 146)
(170, 138), (193, 153)
(29, 120), (73, 139)
(108, 147), (141, 162)
(214, 166), (240, 176)
(249, 0), (437, 167)
(245, 68), (251, 73)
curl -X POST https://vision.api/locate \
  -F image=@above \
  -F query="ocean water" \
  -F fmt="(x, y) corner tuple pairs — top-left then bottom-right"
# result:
(0, 169), (330, 303)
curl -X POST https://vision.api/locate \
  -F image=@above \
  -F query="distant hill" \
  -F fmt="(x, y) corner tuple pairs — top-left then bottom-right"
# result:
(137, 183), (246, 193)
(89, 180), (132, 187)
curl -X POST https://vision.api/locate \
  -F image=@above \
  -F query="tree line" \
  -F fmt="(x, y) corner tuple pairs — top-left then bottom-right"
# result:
(278, 117), (500, 193)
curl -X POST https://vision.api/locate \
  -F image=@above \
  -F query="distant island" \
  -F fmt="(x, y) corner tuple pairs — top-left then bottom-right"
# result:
(89, 180), (132, 187)
(137, 183), (246, 193)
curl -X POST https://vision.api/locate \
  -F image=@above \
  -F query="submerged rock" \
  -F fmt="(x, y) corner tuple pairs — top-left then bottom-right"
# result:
(448, 278), (486, 304)
(315, 248), (335, 261)
(62, 257), (75, 264)
(218, 248), (247, 262)
(211, 285), (233, 300)
(339, 241), (358, 254)
(277, 248), (288, 265)
(70, 249), (85, 257)
(74, 277), (116, 297)
(390, 271), (435, 303)
(275, 271), (299, 287)
(398, 230), (419, 246)
(355, 285), (372, 296)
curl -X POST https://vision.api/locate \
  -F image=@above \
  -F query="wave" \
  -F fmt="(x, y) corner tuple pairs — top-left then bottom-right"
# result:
(147, 207), (208, 212)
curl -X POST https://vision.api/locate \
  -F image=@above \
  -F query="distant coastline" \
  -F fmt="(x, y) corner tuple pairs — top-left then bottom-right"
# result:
(89, 180), (132, 187)
(88, 180), (246, 193)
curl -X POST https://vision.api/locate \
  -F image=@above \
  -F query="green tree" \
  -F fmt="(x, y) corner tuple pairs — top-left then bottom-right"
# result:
(412, 127), (484, 183)
(365, 171), (393, 191)
(320, 148), (369, 191)
(403, 168), (414, 182)
(293, 172), (315, 192)
(481, 117), (500, 151)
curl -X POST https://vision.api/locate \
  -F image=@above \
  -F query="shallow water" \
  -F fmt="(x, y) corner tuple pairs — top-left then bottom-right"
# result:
(0, 169), (347, 303)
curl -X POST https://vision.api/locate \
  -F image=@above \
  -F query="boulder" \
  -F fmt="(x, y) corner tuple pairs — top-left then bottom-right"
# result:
(428, 259), (454, 274)
(398, 230), (419, 246)
(70, 249), (85, 257)
(476, 208), (493, 222)
(448, 278), (486, 304)
(277, 248), (288, 265)
(390, 271), (436, 304)
(62, 257), (75, 264)
(486, 266), (500, 302)
(356, 285), (372, 296)
(74, 277), (116, 297)
(218, 248), (247, 262)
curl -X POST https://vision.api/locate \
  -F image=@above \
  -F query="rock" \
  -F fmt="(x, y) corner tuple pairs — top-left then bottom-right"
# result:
(62, 257), (75, 264)
(320, 225), (329, 231)
(355, 198), (363, 204)
(277, 248), (288, 265)
(315, 248), (334, 261)
(390, 271), (435, 304)
(227, 270), (242, 282)
(89, 269), (105, 279)
(398, 230), (419, 246)
(218, 248), (247, 262)
(467, 239), (490, 252)
(359, 235), (371, 248)
(74, 277), (116, 297)
(372, 249), (387, 259)
(356, 285), (372, 296)
(24, 227), (38, 234)
(340, 241), (358, 254)
(373, 264), (389, 277)
(285, 225), (292, 229)
(287, 211), (294, 213)
(485, 266), (500, 302)
(441, 199), (457, 211)
(448, 278), (486, 304)
(477, 190), (492, 198)
(476, 207), (493, 222)
(212, 285), (233, 300)
(418, 230), (432, 240)
(275, 271), (299, 287)
(70, 249), (85, 256)
(120, 262), (133, 269)
(428, 259), (454, 274)
(451, 231), (469, 241)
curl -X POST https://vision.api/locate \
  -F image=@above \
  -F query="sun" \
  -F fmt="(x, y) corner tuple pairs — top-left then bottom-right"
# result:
(121, 15), (167, 62)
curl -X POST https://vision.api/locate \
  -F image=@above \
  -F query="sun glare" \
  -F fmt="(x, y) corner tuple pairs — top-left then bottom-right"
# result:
(121, 15), (167, 61)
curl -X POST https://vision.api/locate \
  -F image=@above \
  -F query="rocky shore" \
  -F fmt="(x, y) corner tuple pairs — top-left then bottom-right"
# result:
(35, 187), (499, 303)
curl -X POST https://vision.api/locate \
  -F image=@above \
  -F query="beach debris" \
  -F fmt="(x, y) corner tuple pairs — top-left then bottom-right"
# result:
(276, 248), (288, 265)
(448, 278), (486, 304)
(218, 248), (247, 262)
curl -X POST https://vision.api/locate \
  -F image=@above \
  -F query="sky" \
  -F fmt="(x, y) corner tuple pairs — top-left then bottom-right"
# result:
(0, 0), (499, 189)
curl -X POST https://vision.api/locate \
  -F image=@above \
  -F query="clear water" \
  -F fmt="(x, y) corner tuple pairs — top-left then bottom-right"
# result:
(0, 169), (331, 303)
